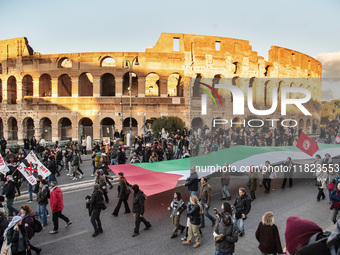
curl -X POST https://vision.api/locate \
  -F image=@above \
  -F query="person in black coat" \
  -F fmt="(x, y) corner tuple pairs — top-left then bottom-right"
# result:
(23, 136), (30, 153)
(0, 138), (7, 155)
(131, 184), (151, 237)
(184, 167), (199, 196)
(5, 175), (19, 216)
(117, 148), (126, 165)
(0, 212), (9, 248)
(30, 136), (37, 151)
(5, 216), (30, 255)
(112, 172), (131, 216)
(233, 187), (251, 237)
(86, 184), (105, 237)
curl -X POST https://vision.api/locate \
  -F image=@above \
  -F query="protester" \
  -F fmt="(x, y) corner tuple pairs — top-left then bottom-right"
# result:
(233, 187), (251, 237)
(330, 182), (340, 224)
(214, 201), (233, 222)
(112, 172), (131, 216)
(199, 177), (216, 227)
(168, 192), (186, 239)
(37, 179), (49, 228)
(255, 211), (283, 255)
(182, 195), (203, 248)
(285, 216), (331, 255)
(0, 212), (8, 248)
(4, 215), (30, 255)
(131, 184), (151, 237)
(86, 184), (105, 237)
(247, 166), (259, 201)
(20, 204), (42, 254)
(220, 163), (231, 201)
(49, 181), (72, 234)
(214, 213), (238, 255)
(184, 167), (199, 196)
(5, 175), (19, 217)
(95, 170), (109, 203)
(262, 161), (272, 194)
(281, 157), (293, 189)
(316, 161), (327, 202)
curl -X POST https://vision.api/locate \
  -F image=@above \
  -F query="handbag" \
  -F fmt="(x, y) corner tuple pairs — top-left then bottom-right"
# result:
(1, 239), (12, 255)
(269, 171), (277, 180)
(315, 180), (321, 187)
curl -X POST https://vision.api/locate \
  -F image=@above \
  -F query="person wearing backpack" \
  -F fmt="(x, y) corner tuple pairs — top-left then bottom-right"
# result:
(86, 184), (105, 237)
(214, 213), (238, 255)
(112, 172), (132, 216)
(37, 179), (50, 228)
(20, 204), (42, 254)
(285, 216), (331, 255)
(255, 211), (283, 255)
(233, 187), (251, 237)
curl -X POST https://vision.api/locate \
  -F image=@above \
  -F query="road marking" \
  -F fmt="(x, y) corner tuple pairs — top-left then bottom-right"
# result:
(38, 230), (89, 246)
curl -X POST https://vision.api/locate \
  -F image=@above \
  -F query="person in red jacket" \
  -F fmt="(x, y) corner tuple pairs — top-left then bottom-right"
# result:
(49, 181), (72, 234)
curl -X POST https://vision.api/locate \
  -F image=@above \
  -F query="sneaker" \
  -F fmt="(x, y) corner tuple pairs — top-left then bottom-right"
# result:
(79, 174), (83, 179)
(220, 198), (227, 201)
(91, 174), (94, 177)
(65, 221), (72, 227)
(239, 232), (244, 237)
(144, 225), (151, 230)
(72, 178), (77, 180)
(49, 230), (59, 234)
(92, 231), (99, 237)
(27, 200), (33, 203)
(170, 234), (178, 239)
(98, 228), (103, 233)
(66, 174), (70, 176)
(181, 237), (187, 241)
(132, 233), (139, 237)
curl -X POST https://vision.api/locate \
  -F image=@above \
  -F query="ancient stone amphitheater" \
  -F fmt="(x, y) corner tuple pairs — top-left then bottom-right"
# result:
(0, 33), (322, 144)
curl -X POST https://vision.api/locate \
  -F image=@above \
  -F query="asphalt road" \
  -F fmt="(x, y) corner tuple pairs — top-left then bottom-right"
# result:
(13, 169), (335, 255)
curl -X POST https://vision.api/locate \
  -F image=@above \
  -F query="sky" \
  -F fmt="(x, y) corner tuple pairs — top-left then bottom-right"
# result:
(1, 0), (339, 99)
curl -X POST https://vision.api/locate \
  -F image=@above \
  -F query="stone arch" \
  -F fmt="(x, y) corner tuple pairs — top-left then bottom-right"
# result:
(191, 117), (203, 131)
(264, 80), (274, 106)
(23, 117), (35, 139)
(100, 56), (116, 67)
(58, 74), (72, 97)
(306, 119), (311, 133)
(264, 65), (273, 77)
(100, 117), (115, 138)
(230, 76), (240, 102)
(123, 72), (138, 96)
(58, 57), (72, 68)
(39, 74), (52, 97)
(167, 73), (183, 97)
(123, 117), (138, 139)
(79, 117), (93, 140)
(233, 62), (240, 75)
(145, 73), (160, 96)
(7, 76), (17, 104)
(40, 117), (52, 141)
(193, 73), (203, 97)
(278, 80), (285, 104)
(100, 73), (115, 96)
(22, 75), (33, 97)
(0, 118), (3, 138)
(58, 117), (72, 141)
(212, 74), (223, 89)
(249, 77), (260, 104)
(299, 118), (305, 131)
(8, 117), (18, 141)
(0, 79), (2, 103)
(78, 72), (93, 97)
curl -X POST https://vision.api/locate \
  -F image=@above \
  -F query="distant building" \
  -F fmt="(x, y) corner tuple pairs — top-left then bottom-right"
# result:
(0, 33), (322, 144)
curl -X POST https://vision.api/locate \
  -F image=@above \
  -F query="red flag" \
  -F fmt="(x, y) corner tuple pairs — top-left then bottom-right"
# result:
(296, 132), (319, 157)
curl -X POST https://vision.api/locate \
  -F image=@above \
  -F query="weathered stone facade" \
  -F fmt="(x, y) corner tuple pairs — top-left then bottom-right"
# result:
(0, 33), (322, 143)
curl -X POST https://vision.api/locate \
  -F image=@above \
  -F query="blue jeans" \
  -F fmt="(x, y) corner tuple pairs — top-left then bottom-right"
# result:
(28, 184), (34, 201)
(200, 201), (216, 226)
(111, 158), (117, 165)
(215, 251), (233, 255)
(222, 185), (231, 198)
(6, 198), (19, 216)
(37, 204), (48, 226)
(1, 183), (7, 195)
(190, 191), (197, 196)
(48, 174), (57, 186)
(233, 215), (245, 234)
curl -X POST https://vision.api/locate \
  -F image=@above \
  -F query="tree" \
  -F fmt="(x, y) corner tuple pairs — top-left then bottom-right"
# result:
(151, 116), (186, 136)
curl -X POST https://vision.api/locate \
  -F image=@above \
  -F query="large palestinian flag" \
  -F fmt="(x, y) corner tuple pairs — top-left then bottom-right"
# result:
(109, 143), (340, 196)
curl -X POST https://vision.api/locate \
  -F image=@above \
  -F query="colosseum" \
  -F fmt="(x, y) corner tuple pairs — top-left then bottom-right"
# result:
(0, 33), (322, 145)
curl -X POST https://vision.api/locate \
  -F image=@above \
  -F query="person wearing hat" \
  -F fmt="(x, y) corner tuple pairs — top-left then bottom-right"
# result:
(4, 215), (30, 255)
(49, 181), (72, 234)
(131, 184), (151, 237)
(285, 216), (331, 255)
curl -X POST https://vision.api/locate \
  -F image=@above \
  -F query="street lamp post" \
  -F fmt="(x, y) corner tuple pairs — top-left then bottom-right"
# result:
(125, 56), (139, 150)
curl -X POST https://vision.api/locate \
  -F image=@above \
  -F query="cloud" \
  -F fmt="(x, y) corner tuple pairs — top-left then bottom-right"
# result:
(315, 51), (340, 78)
